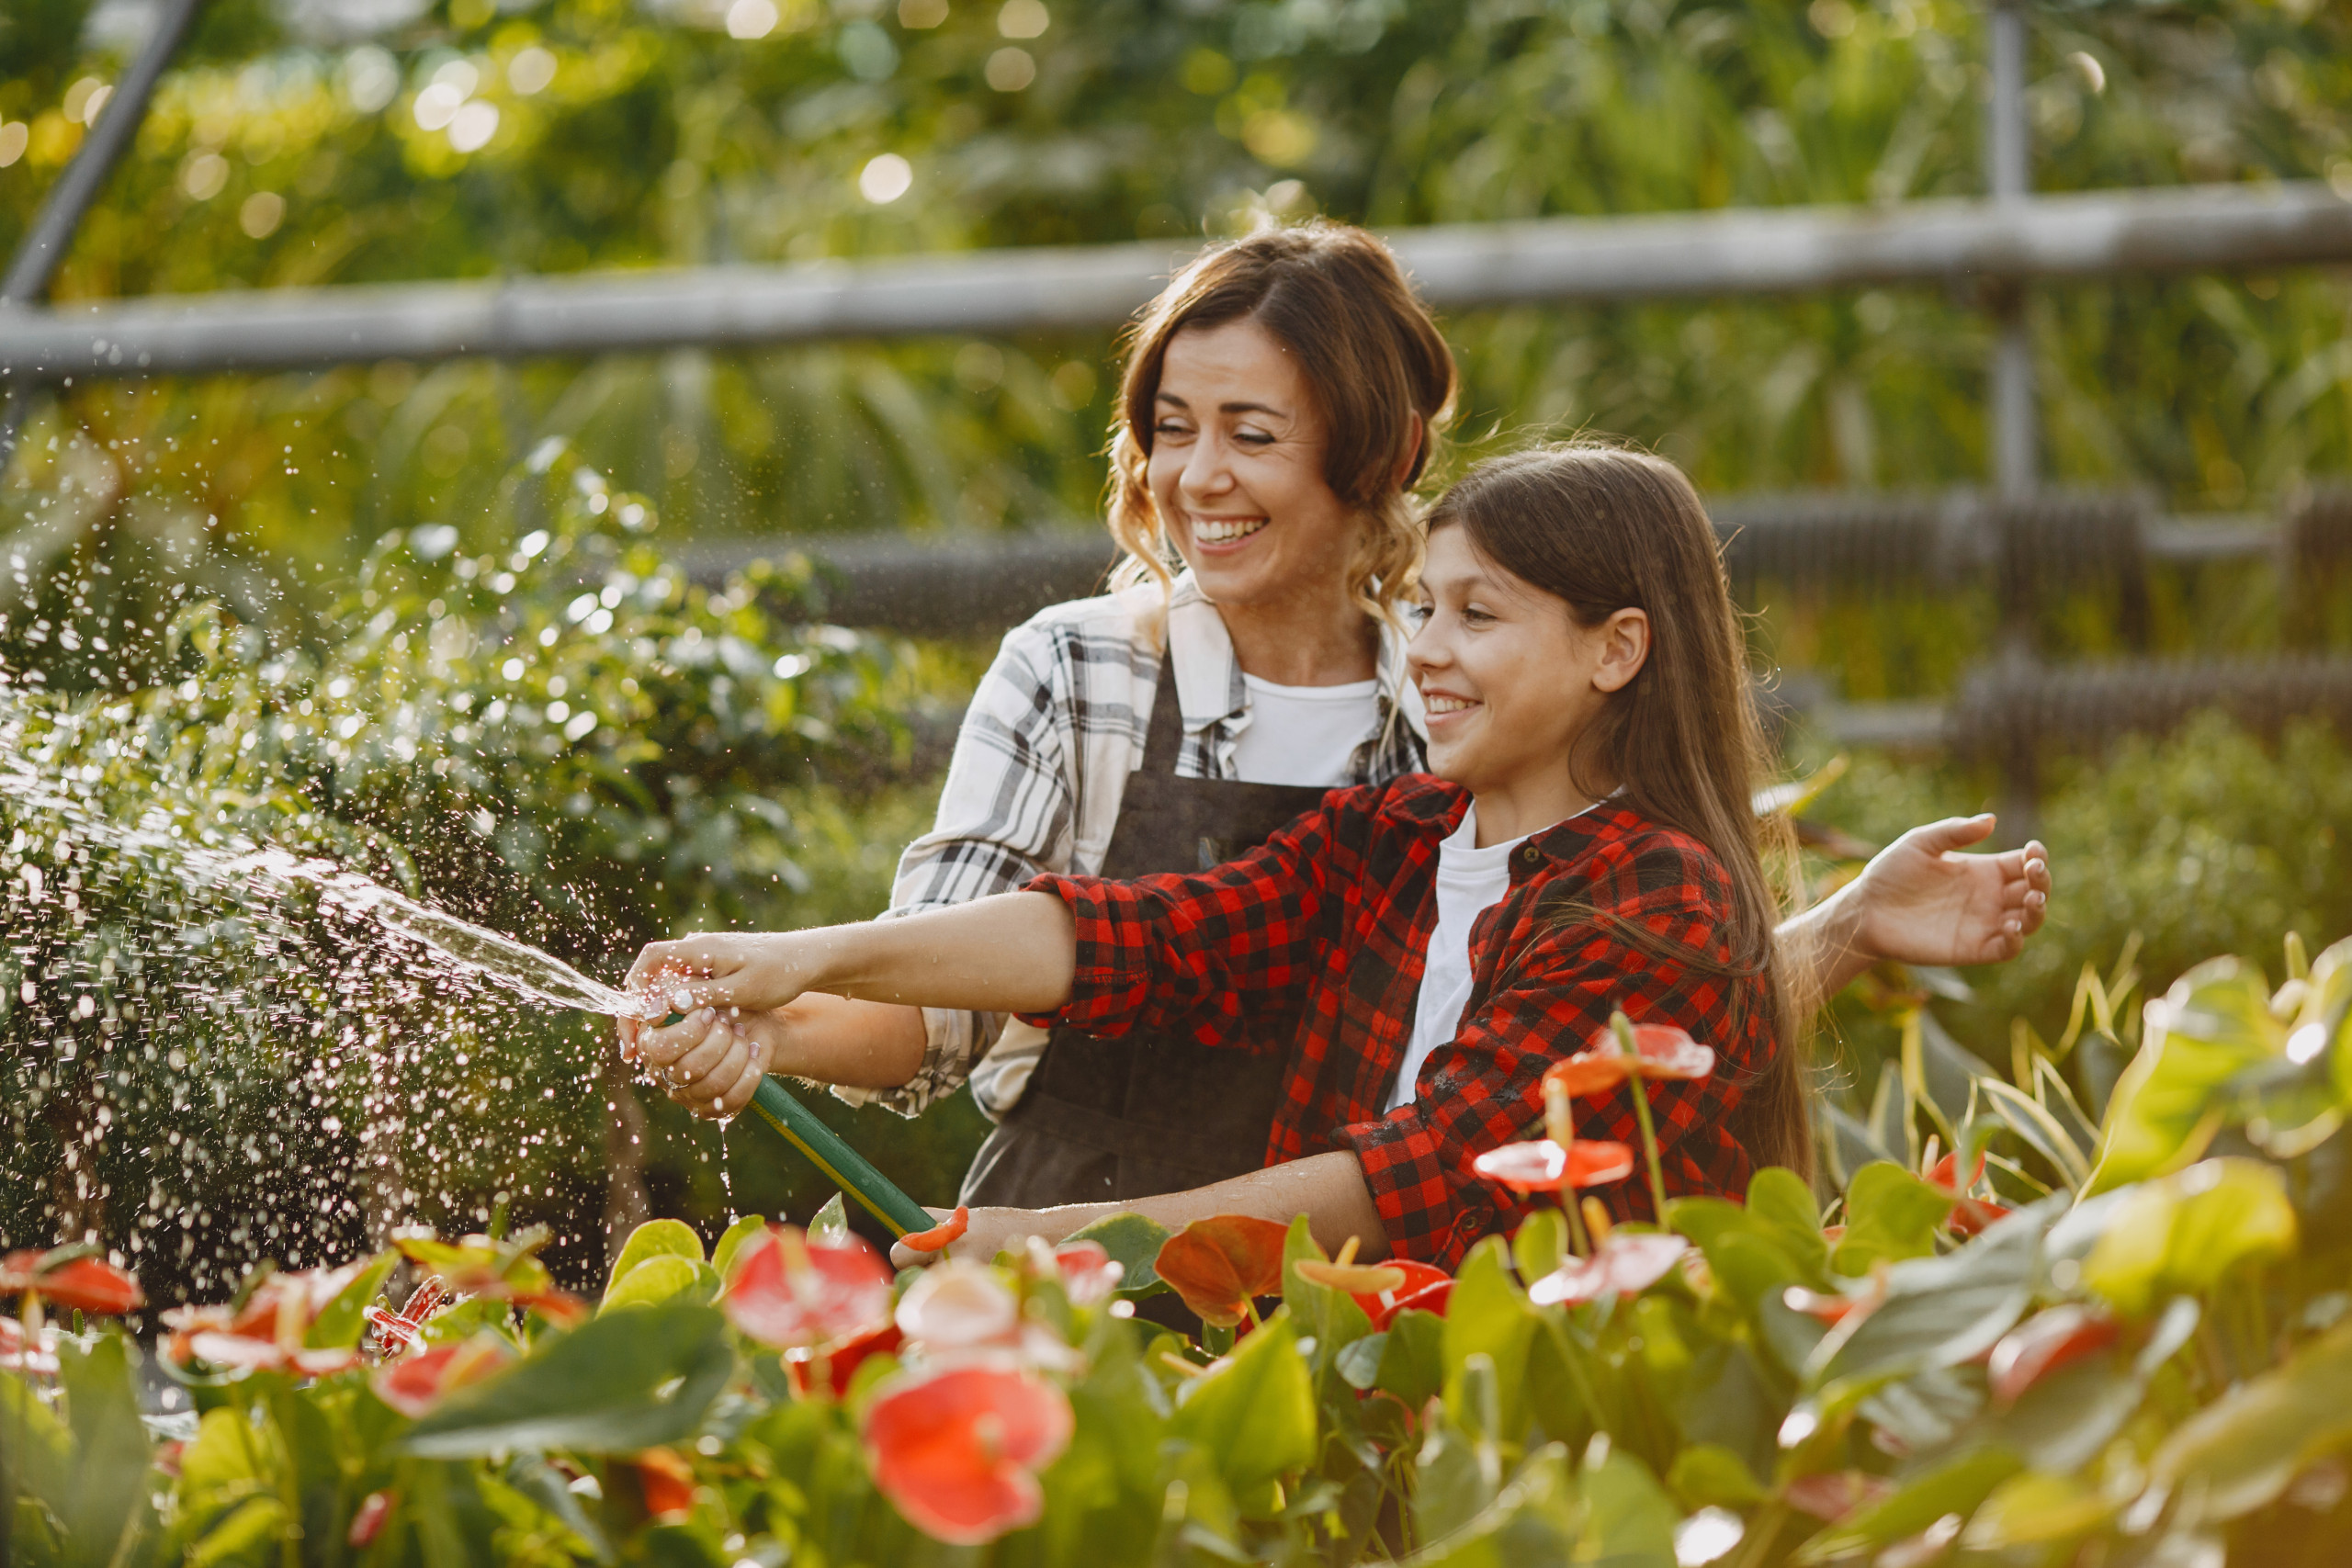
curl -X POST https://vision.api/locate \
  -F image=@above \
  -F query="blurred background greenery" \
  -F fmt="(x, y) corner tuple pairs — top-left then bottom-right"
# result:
(5, 0), (2352, 1298)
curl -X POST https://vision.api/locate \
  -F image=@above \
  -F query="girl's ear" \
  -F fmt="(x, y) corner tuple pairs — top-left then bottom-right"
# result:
(1589, 608), (1650, 694)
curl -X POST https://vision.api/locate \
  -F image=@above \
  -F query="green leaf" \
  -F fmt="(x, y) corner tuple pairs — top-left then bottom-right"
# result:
(1796, 1447), (2023, 1562)
(1378, 1308), (1449, 1412)
(1959, 1471), (2113, 1550)
(1063, 1211), (1174, 1299)
(2144, 1318), (2352, 1526)
(1442, 1238), (1537, 1442)
(187, 1495), (288, 1568)
(602, 1217), (705, 1303)
(599, 1254), (718, 1311)
(1577, 1440), (1679, 1568)
(2081, 1158), (2297, 1317)
(1746, 1167), (1830, 1283)
(808, 1192), (850, 1246)
(1337, 1331), (1386, 1392)
(1667, 1443), (1770, 1509)
(1831, 1162), (1957, 1275)
(0, 1363), (77, 1517)
(1396, 1444), (1580, 1565)
(401, 1300), (734, 1457)
(1411, 1407), (1504, 1548)
(1814, 1209), (2042, 1393)
(1511, 1209), (1568, 1288)
(57, 1335), (158, 1568)
(710, 1213), (766, 1284)
(306, 1250), (398, 1350)
(1278, 1215), (1372, 1377)
(2087, 960), (2281, 1193)
(1169, 1314), (1317, 1495)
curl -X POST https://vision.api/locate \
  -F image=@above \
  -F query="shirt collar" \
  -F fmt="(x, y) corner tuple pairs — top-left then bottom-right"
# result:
(1163, 569), (1426, 741)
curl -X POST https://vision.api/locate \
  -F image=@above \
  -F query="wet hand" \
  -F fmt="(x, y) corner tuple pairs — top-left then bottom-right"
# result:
(625, 931), (811, 1017)
(625, 1006), (770, 1120)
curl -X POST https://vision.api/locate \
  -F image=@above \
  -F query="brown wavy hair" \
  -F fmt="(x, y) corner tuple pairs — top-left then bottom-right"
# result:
(1427, 442), (1812, 1182)
(1105, 220), (1458, 626)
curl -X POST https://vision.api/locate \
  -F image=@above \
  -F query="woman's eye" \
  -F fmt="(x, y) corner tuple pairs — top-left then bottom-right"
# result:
(1154, 420), (1193, 437)
(1461, 606), (1494, 626)
(1234, 429), (1274, 446)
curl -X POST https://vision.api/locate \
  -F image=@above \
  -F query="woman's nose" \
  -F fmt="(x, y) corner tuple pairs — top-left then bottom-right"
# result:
(1177, 434), (1234, 499)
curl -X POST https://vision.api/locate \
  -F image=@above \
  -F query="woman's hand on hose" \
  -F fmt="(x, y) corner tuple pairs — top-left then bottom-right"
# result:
(616, 1006), (777, 1120)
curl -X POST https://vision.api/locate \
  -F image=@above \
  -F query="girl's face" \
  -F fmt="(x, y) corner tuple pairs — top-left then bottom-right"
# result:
(1147, 319), (1361, 612)
(1408, 524), (1648, 809)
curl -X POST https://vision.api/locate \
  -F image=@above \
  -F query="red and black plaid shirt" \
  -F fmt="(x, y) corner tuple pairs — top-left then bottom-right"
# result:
(1021, 774), (1776, 1269)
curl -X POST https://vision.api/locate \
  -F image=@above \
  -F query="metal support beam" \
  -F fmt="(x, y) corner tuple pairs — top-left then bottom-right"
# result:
(5, 180), (2351, 381)
(1986, 0), (2036, 499)
(0, 0), (203, 467)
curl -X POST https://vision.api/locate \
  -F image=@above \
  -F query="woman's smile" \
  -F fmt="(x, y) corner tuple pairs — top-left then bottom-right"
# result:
(1186, 513), (1271, 549)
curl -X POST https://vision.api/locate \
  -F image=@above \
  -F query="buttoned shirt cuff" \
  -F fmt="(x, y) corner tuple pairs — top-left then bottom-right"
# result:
(1016, 873), (1153, 1032)
(827, 1005), (979, 1118)
(1329, 1111), (1493, 1271)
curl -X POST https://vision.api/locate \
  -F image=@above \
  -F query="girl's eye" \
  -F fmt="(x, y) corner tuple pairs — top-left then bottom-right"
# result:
(1461, 606), (1494, 626)
(1403, 603), (1432, 626)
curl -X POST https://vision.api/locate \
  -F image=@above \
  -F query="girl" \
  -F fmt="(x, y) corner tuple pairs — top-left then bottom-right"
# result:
(631, 443), (1907, 1266)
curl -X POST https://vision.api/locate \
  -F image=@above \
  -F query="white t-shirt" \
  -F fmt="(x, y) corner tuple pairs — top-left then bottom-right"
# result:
(1230, 673), (1383, 787)
(1385, 804), (1526, 1111)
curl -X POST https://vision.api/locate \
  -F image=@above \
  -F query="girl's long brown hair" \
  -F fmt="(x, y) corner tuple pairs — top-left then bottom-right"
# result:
(1427, 442), (1812, 1181)
(1105, 220), (1458, 626)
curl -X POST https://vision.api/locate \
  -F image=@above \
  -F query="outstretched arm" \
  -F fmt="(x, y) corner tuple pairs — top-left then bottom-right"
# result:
(885, 1150), (1387, 1269)
(615, 892), (1078, 1114)
(1777, 814), (2051, 1018)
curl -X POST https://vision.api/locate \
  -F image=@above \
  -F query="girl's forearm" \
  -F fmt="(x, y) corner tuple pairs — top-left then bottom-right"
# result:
(1772, 891), (1867, 1021)
(801, 890), (1080, 1014)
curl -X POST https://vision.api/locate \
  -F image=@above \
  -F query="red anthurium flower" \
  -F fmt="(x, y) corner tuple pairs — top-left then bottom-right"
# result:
(0, 1314), (60, 1375)
(1153, 1215), (1289, 1330)
(1471, 1138), (1635, 1194)
(786, 1319), (904, 1400)
(1987, 1304), (2120, 1405)
(390, 1230), (587, 1326)
(1529, 1233), (1690, 1307)
(347, 1490), (397, 1549)
(164, 1261), (375, 1376)
(634, 1449), (698, 1523)
(864, 1364), (1075, 1546)
(1048, 1241), (1124, 1308)
(1546, 1024), (1717, 1103)
(1340, 1260), (1452, 1330)
(370, 1334), (514, 1418)
(364, 1276), (449, 1359)
(901, 1207), (970, 1255)
(1783, 1471), (1895, 1523)
(896, 1259), (1022, 1351)
(1924, 1149), (2013, 1236)
(1294, 1258), (1407, 1296)
(1782, 1285), (1869, 1325)
(723, 1224), (895, 1350)
(0, 1247), (143, 1316)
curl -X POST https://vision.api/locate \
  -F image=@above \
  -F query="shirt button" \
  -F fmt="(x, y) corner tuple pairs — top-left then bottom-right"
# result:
(1520, 845), (1543, 865)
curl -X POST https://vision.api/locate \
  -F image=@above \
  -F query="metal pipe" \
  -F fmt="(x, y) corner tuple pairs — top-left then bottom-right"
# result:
(0, 0), (204, 466)
(6, 181), (2352, 380)
(1986, 0), (2036, 498)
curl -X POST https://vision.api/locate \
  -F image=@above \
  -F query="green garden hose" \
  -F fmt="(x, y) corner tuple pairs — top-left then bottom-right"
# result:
(745, 1074), (937, 1238)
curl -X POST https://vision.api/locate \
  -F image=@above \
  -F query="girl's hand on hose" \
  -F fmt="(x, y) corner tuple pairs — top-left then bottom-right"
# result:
(622, 1006), (772, 1120)
(626, 931), (813, 1017)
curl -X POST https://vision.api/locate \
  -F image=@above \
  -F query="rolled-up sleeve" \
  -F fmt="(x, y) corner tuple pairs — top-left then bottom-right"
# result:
(1331, 842), (1758, 1268)
(831, 623), (1076, 1116)
(1019, 799), (1339, 1048)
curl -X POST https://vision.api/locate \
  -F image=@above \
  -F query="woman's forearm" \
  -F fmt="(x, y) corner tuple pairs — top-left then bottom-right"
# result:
(763, 994), (931, 1089)
(906, 1151), (1390, 1267)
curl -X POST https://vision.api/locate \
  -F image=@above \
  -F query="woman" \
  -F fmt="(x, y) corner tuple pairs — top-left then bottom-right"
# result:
(620, 221), (2050, 1211)
(626, 444), (2021, 1268)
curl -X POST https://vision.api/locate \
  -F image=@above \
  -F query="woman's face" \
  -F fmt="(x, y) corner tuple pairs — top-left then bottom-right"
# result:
(1407, 524), (1647, 807)
(1147, 318), (1360, 612)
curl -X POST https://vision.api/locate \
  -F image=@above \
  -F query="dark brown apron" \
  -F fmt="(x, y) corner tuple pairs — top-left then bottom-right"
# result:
(959, 656), (1331, 1207)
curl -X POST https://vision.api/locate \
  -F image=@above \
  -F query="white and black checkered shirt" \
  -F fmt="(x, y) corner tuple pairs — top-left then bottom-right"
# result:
(837, 570), (1427, 1120)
